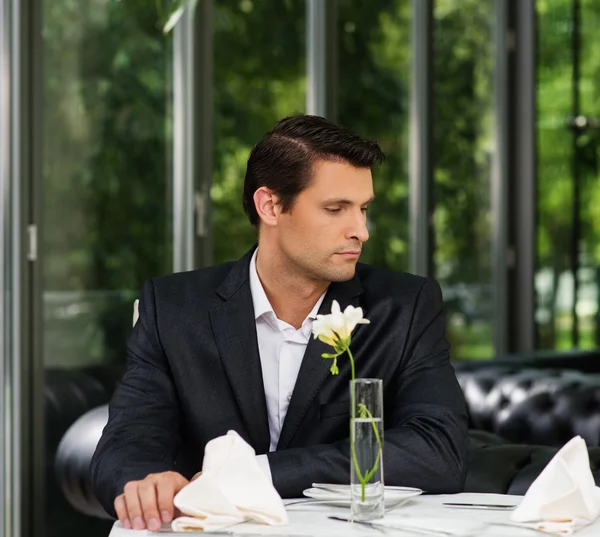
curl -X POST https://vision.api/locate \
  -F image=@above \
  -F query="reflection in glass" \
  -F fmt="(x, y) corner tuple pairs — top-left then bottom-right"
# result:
(42, 2), (173, 535)
(337, 0), (411, 272)
(433, 0), (494, 359)
(536, 0), (600, 350)
(212, 0), (306, 264)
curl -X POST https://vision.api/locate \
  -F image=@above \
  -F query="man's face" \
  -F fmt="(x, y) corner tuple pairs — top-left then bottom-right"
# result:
(275, 160), (374, 283)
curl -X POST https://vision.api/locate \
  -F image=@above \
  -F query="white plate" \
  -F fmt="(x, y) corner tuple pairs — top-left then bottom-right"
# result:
(302, 485), (422, 509)
(310, 483), (423, 496)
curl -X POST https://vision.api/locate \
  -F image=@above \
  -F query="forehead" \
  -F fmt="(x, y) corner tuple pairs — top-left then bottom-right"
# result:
(304, 160), (374, 199)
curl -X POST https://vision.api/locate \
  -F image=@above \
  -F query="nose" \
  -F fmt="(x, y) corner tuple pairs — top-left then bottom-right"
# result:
(346, 209), (369, 244)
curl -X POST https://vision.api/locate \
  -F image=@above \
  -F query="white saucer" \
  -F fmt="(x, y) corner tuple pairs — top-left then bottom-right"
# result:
(302, 485), (422, 509)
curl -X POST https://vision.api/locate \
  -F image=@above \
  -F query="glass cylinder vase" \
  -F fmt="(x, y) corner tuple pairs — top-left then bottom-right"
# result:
(350, 378), (384, 521)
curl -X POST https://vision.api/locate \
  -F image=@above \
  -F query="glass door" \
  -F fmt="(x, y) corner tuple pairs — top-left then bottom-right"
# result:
(40, 2), (175, 535)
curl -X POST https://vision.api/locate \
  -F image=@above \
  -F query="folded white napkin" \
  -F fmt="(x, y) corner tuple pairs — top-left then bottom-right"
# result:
(510, 436), (600, 534)
(171, 430), (289, 532)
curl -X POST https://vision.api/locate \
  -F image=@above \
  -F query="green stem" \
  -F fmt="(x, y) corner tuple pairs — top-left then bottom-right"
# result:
(347, 347), (356, 383)
(347, 348), (364, 499)
(362, 406), (383, 483)
(346, 348), (383, 504)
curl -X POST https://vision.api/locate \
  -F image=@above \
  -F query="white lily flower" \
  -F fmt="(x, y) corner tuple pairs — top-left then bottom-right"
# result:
(312, 300), (370, 345)
(328, 300), (348, 338)
(343, 304), (370, 334)
(312, 316), (339, 347)
(311, 298), (379, 495)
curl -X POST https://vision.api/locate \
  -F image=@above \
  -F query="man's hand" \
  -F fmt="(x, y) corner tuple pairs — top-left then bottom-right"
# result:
(114, 471), (197, 530)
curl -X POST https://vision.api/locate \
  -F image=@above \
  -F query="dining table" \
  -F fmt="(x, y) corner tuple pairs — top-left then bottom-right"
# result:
(107, 492), (600, 536)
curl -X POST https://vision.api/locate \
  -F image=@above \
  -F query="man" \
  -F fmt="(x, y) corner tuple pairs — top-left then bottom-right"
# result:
(91, 115), (470, 531)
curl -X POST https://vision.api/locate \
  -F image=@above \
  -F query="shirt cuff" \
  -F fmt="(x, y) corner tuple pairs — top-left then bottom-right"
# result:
(256, 454), (272, 482)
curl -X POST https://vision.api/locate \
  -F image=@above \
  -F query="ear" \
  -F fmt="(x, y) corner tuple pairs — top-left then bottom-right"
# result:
(253, 187), (280, 227)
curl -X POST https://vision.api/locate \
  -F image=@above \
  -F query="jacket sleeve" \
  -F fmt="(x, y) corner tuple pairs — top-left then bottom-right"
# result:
(267, 278), (470, 497)
(90, 279), (182, 517)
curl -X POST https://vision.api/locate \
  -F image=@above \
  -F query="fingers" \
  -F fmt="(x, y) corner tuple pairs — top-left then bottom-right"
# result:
(123, 481), (145, 530)
(116, 472), (191, 530)
(156, 477), (177, 524)
(114, 494), (131, 529)
(138, 479), (162, 531)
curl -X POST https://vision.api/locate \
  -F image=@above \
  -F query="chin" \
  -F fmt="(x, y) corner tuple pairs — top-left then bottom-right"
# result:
(324, 266), (356, 283)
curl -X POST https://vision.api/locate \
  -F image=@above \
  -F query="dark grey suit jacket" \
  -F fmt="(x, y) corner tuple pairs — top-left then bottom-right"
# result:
(90, 247), (470, 517)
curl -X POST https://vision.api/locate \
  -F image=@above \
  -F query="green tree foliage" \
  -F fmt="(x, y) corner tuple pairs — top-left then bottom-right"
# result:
(43, 0), (499, 361)
(47, 0), (600, 362)
(433, 0), (494, 358)
(212, 0), (306, 263)
(537, 0), (600, 349)
(43, 0), (173, 363)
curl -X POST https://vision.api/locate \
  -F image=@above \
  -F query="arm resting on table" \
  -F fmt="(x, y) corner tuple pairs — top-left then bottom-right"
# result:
(90, 280), (182, 518)
(268, 278), (470, 497)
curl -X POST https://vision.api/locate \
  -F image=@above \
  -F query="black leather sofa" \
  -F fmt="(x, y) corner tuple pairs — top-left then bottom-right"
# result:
(46, 356), (600, 528)
(455, 365), (600, 447)
(45, 367), (122, 537)
(452, 362), (600, 495)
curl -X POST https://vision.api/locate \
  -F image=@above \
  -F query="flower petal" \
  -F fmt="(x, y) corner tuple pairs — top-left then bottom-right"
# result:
(318, 334), (338, 347)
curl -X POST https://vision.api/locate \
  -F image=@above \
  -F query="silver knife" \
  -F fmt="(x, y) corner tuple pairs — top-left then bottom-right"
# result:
(328, 515), (455, 537)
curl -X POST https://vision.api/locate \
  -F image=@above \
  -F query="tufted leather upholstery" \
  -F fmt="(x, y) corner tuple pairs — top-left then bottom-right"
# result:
(455, 367), (600, 447)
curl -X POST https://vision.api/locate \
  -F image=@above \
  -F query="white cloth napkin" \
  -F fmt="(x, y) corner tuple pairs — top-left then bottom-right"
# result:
(510, 436), (600, 534)
(171, 430), (289, 532)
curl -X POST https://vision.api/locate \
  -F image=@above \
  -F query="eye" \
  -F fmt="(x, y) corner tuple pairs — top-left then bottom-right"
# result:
(361, 207), (369, 214)
(325, 208), (341, 214)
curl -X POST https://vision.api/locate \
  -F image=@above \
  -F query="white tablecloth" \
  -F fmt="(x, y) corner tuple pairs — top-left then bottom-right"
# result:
(108, 492), (600, 536)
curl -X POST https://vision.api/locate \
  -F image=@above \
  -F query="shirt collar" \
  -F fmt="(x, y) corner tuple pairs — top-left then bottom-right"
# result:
(249, 249), (273, 320)
(249, 249), (326, 324)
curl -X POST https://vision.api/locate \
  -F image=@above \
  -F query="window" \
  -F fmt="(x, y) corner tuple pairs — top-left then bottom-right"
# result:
(211, 0), (306, 263)
(433, 0), (495, 359)
(42, 2), (173, 534)
(337, 0), (412, 272)
(536, 0), (600, 350)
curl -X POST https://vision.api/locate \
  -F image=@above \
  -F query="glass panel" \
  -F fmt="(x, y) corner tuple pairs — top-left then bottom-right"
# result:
(578, 0), (600, 349)
(433, 0), (495, 359)
(212, 0), (306, 263)
(536, 0), (600, 350)
(336, 0), (411, 271)
(42, 2), (173, 536)
(536, 0), (576, 350)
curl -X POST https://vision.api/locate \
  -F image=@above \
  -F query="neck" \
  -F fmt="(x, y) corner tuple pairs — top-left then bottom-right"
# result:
(255, 245), (328, 329)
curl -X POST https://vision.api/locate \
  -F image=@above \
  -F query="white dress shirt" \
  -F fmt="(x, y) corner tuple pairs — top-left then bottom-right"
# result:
(249, 249), (326, 479)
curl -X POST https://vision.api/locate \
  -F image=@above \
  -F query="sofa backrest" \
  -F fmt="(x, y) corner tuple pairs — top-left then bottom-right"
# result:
(455, 366), (600, 447)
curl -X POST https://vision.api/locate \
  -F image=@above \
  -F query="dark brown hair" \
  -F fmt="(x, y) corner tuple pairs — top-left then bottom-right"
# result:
(242, 115), (384, 227)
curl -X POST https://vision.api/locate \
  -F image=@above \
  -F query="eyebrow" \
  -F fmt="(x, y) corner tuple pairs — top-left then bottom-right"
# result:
(322, 196), (375, 206)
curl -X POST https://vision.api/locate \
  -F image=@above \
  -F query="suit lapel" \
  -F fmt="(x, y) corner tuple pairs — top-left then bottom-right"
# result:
(209, 247), (270, 454)
(276, 274), (363, 450)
